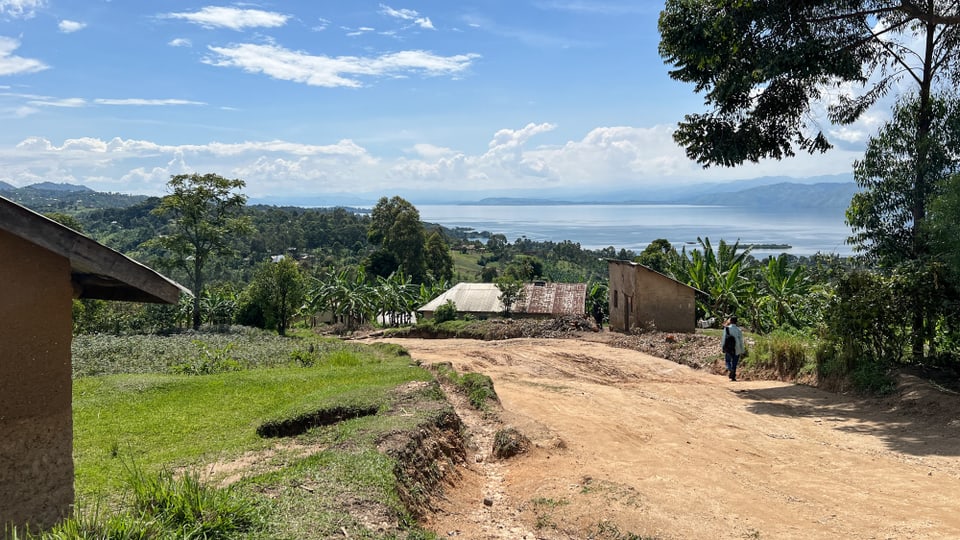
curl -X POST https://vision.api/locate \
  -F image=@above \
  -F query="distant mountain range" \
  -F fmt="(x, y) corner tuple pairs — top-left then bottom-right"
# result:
(0, 175), (860, 211)
(0, 181), (94, 193)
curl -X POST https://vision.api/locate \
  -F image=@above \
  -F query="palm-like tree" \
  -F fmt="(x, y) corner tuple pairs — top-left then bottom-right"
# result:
(671, 237), (754, 320)
(758, 254), (810, 329)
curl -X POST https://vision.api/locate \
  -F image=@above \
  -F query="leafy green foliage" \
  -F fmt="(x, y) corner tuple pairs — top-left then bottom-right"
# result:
(670, 237), (754, 320)
(494, 276), (526, 316)
(169, 341), (244, 375)
(433, 299), (458, 323)
(658, 2), (960, 167)
(817, 271), (909, 392)
(431, 363), (498, 410)
(244, 256), (305, 335)
(745, 330), (813, 381)
(146, 173), (251, 329)
(368, 196), (428, 283)
(425, 230), (455, 283)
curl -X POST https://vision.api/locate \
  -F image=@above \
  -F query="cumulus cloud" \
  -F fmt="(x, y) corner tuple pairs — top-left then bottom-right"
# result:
(379, 3), (434, 30)
(0, 0), (44, 19)
(0, 123), (860, 196)
(0, 36), (48, 75)
(204, 43), (479, 87)
(168, 37), (192, 47)
(162, 6), (290, 31)
(58, 19), (86, 33)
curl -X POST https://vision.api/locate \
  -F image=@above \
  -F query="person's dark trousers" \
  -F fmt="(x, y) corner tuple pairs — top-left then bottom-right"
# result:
(725, 352), (740, 381)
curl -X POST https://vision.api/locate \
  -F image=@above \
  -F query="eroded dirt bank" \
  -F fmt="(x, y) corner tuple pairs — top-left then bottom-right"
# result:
(381, 337), (960, 540)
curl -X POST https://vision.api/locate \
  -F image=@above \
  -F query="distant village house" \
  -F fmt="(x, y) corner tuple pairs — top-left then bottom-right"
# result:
(419, 281), (587, 320)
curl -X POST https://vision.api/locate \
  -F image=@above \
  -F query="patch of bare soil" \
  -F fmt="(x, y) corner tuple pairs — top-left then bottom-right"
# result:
(375, 334), (960, 539)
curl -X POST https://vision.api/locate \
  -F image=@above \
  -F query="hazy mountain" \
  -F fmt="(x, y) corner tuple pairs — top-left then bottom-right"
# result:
(25, 182), (94, 192)
(680, 182), (858, 208)
(0, 181), (15, 192)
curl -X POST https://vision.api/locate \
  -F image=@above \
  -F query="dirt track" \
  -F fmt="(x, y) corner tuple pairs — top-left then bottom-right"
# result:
(380, 337), (960, 540)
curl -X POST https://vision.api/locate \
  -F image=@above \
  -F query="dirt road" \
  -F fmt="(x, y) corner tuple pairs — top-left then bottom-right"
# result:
(381, 337), (960, 540)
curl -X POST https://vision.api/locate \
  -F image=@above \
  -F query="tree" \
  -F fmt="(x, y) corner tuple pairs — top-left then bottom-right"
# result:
(758, 254), (811, 330)
(248, 257), (305, 336)
(425, 231), (455, 283)
(659, 2), (960, 360)
(148, 173), (250, 329)
(847, 95), (960, 357)
(368, 196), (427, 283)
(635, 239), (676, 274)
(495, 277), (526, 317)
(659, 2), (960, 167)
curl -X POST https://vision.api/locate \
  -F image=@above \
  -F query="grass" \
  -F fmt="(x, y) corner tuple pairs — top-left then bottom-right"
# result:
(450, 250), (485, 282)
(430, 363), (498, 410)
(61, 330), (444, 539)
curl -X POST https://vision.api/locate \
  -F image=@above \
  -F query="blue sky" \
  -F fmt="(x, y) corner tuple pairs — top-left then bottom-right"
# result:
(0, 1), (871, 201)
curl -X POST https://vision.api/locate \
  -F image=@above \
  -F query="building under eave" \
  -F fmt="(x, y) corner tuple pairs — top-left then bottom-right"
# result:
(0, 196), (186, 530)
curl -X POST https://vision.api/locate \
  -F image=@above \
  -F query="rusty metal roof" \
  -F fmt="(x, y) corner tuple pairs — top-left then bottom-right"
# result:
(520, 281), (586, 316)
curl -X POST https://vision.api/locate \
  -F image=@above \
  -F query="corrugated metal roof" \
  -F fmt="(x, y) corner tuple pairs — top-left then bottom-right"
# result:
(419, 281), (586, 316)
(520, 282), (586, 316)
(420, 283), (504, 313)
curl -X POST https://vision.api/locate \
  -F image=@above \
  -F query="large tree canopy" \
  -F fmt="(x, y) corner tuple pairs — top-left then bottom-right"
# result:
(149, 173), (250, 329)
(658, 1), (960, 167)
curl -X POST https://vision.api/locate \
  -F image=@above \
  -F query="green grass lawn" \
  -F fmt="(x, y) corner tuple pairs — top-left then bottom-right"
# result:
(60, 331), (444, 539)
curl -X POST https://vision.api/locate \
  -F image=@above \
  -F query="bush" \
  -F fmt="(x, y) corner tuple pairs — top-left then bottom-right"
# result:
(747, 330), (811, 380)
(433, 300), (458, 323)
(492, 428), (529, 459)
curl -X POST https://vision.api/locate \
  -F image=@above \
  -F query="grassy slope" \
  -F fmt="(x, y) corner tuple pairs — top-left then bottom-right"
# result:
(69, 332), (442, 538)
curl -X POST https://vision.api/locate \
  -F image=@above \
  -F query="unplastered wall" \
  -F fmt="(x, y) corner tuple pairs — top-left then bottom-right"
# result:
(0, 230), (74, 529)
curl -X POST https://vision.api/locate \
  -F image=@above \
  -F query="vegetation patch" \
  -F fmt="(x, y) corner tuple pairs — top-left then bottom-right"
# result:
(492, 427), (530, 459)
(430, 362), (499, 410)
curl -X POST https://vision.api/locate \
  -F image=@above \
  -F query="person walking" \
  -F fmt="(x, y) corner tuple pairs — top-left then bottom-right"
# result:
(722, 316), (745, 381)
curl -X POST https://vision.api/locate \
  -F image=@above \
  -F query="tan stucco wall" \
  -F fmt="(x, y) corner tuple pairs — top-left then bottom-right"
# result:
(0, 230), (74, 529)
(608, 262), (696, 333)
(633, 267), (696, 333)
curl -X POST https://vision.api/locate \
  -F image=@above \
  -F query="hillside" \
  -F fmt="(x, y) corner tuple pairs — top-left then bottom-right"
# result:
(0, 183), (147, 212)
(680, 181), (859, 208)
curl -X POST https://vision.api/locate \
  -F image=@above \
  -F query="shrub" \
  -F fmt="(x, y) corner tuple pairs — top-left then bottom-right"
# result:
(748, 330), (810, 380)
(492, 427), (529, 459)
(169, 341), (244, 375)
(433, 300), (458, 323)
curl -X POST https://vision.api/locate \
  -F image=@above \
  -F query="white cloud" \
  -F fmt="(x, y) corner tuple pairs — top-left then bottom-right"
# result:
(0, 0), (44, 19)
(0, 124), (860, 197)
(162, 6), (290, 31)
(168, 37), (192, 47)
(0, 36), (48, 75)
(379, 4), (435, 30)
(313, 18), (331, 31)
(204, 43), (479, 88)
(94, 98), (205, 106)
(58, 20), (86, 33)
(28, 97), (86, 107)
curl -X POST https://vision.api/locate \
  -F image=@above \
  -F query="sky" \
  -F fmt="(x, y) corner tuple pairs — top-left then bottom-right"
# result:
(0, 1), (879, 201)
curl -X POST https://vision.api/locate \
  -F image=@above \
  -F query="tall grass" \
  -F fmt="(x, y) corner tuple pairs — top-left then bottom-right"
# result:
(743, 329), (814, 381)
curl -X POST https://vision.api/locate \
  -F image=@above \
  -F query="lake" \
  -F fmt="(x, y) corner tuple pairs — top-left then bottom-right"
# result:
(417, 204), (855, 256)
